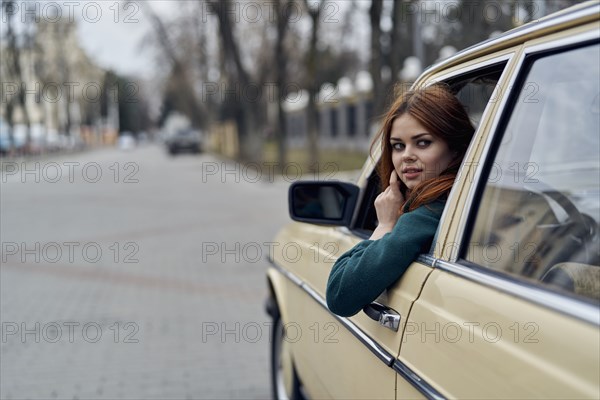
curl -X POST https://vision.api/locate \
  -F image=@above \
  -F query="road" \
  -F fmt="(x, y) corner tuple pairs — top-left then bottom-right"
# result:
(0, 144), (295, 399)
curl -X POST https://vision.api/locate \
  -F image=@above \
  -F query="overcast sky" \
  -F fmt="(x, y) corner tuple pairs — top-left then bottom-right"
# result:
(1, 1), (370, 80)
(75, 1), (175, 79)
(3, 0), (569, 81)
(73, 1), (367, 79)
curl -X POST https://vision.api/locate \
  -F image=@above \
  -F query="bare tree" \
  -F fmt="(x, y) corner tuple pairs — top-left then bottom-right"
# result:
(303, 0), (328, 171)
(369, 0), (385, 118)
(191, 2), (215, 128)
(2, 0), (31, 152)
(273, 0), (296, 169)
(390, 0), (413, 84)
(207, 0), (266, 161)
(136, 1), (205, 130)
(440, 0), (514, 59)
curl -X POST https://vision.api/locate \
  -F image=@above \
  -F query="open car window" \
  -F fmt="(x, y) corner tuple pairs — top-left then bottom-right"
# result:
(351, 64), (507, 237)
(448, 68), (504, 128)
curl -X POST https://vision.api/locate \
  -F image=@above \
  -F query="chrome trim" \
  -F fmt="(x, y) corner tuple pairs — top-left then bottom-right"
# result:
(452, 29), (600, 261)
(393, 361), (446, 400)
(522, 28), (599, 53)
(421, 3), (599, 79)
(417, 254), (436, 267)
(271, 259), (304, 287)
(435, 259), (600, 326)
(302, 284), (395, 366)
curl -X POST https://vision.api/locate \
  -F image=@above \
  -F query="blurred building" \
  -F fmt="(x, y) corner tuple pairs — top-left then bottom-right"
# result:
(0, 17), (115, 152)
(282, 72), (377, 152)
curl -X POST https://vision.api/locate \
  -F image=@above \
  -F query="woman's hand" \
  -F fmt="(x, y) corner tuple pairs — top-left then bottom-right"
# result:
(370, 171), (405, 240)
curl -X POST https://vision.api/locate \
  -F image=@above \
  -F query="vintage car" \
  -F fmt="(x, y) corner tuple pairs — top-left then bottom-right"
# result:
(265, 2), (600, 399)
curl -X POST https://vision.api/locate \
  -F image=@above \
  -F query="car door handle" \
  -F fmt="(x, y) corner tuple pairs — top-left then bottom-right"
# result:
(362, 302), (401, 332)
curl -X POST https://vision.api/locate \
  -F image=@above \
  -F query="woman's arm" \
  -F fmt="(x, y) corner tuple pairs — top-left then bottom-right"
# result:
(326, 202), (444, 317)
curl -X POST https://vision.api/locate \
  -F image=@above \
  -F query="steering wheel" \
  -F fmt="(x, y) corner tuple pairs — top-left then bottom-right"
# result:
(539, 189), (596, 240)
(525, 182), (598, 276)
(525, 181), (596, 242)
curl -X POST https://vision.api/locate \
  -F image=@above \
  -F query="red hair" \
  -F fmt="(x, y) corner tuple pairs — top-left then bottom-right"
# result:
(370, 84), (475, 213)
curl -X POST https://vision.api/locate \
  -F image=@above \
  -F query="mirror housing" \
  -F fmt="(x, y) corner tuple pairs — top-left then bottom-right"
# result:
(288, 181), (360, 227)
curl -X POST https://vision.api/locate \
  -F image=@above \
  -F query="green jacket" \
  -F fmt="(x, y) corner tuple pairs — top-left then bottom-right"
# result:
(326, 199), (445, 317)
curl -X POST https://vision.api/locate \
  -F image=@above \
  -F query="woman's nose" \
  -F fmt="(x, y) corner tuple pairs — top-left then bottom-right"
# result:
(402, 146), (416, 162)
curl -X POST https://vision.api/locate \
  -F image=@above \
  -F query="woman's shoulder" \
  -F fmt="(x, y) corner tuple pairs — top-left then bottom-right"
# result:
(391, 197), (445, 241)
(422, 197), (447, 213)
(405, 197), (447, 216)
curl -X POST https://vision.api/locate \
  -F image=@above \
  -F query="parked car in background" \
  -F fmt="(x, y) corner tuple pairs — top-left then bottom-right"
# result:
(266, 3), (599, 399)
(165, 129), (202, 155)
(0, 118), (10, 156)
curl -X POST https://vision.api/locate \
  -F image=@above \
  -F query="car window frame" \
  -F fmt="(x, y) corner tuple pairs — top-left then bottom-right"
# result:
(448, 30), (600, 325)
(350, 171), (380, 238)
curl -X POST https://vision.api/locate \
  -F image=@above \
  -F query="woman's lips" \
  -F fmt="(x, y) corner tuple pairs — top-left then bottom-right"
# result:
(402, 169), (422, 179)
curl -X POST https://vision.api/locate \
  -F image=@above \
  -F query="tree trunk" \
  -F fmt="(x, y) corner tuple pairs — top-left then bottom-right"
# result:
(370, 0), (384, 120)
(274, 0), (294, 171)
(138, 1), (205, 130)
(303, 0), (323, 172)
(390, 0), (409, 85)
(193, 3), (214, 128)
(208, 0), (262, 162)
(4, 0), (32, 151)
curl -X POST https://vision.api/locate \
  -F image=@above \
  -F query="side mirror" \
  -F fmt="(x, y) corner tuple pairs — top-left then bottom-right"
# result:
(288, 181), (360, 227)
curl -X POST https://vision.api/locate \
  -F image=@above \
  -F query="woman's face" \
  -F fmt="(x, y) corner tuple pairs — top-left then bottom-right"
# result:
(390, 114), (455, 190)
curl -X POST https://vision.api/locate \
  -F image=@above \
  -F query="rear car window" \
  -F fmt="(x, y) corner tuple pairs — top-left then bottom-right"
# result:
(464, 42), (600, 303)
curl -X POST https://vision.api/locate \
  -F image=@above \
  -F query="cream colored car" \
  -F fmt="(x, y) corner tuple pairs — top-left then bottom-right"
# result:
(266, 2), (600, 399)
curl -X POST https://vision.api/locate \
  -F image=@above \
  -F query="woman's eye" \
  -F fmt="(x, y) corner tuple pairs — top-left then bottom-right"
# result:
(417, 140), (432, 147)
(392, 143), (404, 151)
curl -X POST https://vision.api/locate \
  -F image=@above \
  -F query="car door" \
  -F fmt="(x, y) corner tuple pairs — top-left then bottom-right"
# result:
(399, 28), (600, 399)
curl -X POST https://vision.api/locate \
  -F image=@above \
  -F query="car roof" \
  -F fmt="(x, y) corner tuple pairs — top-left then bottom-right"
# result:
(420, 1), (599, 79)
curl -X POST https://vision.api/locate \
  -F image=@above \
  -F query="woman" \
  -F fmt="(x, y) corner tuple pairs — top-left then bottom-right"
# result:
(326, 84), (475, 317)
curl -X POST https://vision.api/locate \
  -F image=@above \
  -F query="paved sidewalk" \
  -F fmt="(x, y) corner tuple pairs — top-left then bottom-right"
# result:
(1, 146), (292, 399)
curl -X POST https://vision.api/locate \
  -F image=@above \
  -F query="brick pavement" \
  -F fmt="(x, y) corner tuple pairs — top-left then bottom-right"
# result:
(0, 146), (306, 399)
